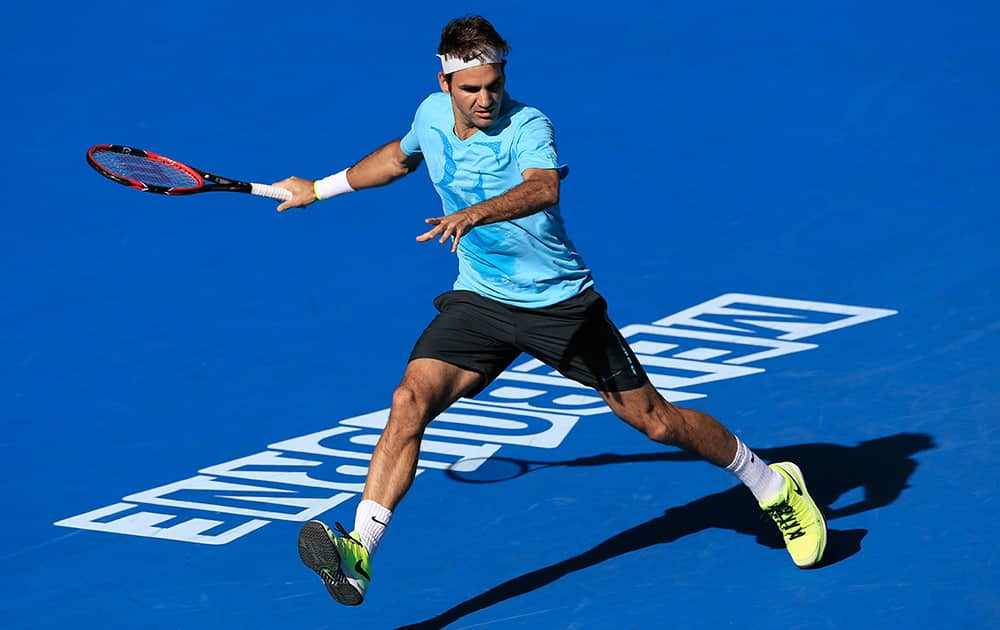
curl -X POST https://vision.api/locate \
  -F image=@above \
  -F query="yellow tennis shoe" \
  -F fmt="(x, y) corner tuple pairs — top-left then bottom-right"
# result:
(298, 520), (371, 606)
(761, 462), (827, 568)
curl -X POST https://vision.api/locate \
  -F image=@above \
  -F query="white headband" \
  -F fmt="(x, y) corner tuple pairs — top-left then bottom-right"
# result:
(437, 47), (504, 74)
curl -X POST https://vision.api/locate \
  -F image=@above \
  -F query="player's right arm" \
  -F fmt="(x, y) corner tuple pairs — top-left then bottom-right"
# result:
(273, 139), (422, 212)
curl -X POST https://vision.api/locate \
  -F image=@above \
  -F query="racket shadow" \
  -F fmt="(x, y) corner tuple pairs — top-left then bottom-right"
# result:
(445, 450), (702, 483)
(400, 432), (933, 630)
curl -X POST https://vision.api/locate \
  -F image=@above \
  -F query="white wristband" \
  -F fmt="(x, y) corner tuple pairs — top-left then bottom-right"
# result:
(314, 168), (355, 201)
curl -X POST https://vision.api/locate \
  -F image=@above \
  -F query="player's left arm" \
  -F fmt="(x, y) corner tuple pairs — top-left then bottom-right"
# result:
(416, 167), (560, 252)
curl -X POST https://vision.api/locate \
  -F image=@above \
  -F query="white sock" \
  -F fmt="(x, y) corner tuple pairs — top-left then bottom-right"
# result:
(724, 438), (786, 505)
(354, 499), (392, 560)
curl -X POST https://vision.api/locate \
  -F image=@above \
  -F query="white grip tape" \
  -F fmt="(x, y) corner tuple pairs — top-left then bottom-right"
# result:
(250, 183), (293, 201)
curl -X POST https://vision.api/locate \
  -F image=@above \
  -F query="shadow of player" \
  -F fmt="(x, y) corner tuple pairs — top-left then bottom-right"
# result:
(398, 433), (933, 630)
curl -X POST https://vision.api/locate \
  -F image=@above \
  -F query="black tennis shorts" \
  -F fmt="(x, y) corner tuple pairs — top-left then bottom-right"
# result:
(409, 288), (648, 396)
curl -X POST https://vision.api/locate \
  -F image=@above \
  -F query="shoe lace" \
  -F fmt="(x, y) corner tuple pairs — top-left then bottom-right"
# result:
(333, 521), (365, 547)
(765, 501), (806, 540)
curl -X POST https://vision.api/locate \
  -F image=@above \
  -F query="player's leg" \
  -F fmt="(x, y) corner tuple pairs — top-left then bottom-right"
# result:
(298, 358), (481, 606)
(600, 385), (826, 567)
(517, 288), (827, 568)
(597, 389), (778, 503)
(299, 291), (519, 606)
(364, 357), (484, 510)
(599, 382), (736, 466)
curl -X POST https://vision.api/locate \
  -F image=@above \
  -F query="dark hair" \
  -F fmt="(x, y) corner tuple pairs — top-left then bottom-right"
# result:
(437, 15), (510, 62)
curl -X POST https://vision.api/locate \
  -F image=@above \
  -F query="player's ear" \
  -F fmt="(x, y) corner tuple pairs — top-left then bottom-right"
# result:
(438, 71), (450, 93)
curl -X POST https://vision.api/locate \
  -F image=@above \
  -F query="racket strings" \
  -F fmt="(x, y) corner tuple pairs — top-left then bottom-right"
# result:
(91, 151), (200, 189)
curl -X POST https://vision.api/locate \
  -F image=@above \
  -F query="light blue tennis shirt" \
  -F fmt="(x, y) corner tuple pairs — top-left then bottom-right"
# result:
(400, 92), (593, 308)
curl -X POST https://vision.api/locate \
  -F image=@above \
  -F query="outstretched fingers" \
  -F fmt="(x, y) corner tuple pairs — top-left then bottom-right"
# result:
(416, 215), (469, 253)
(416, 218), (445, 242)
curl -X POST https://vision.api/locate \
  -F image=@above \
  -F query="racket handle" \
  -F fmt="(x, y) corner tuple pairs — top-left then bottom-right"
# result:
(250, 182), (293, 201)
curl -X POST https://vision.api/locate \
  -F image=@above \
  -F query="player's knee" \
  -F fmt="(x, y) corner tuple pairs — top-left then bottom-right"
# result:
(621, 403), (683, 445)
(389, 384), (433, 433)
(643, 418), (679, 445)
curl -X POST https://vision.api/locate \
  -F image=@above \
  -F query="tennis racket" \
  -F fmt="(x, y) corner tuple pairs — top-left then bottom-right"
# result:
(86, 144), (291, 202)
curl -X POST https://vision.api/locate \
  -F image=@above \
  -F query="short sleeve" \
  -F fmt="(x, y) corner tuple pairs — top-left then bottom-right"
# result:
(399, 102), (424, 156)
(400, 120), (422, 156)
(513, 112), (559, 172)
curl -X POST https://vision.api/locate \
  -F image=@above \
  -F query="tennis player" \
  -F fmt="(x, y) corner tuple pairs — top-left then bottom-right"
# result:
(274, 15), (827, 606)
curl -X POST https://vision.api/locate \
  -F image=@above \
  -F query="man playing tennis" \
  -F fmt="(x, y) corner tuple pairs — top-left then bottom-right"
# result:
(275, 15), (826, 607)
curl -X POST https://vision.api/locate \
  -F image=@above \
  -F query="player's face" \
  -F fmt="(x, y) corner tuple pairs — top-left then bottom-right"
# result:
(439, 63), (505, 136)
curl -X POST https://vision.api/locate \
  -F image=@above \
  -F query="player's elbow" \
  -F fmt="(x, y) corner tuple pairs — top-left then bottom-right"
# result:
(389, 162), (412, 179)
(538, 179), (560, 207)
(524, 170), (560, 207)
(385, 140), (422, 180)
(385, 158), (419, 182)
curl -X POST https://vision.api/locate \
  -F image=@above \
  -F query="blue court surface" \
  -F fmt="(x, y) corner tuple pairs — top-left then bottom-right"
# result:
(2, 2), (998, 628)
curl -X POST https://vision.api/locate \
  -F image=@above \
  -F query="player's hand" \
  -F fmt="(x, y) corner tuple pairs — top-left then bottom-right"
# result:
(272, 176), (318, 212)
(416, 210), (478, 253)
